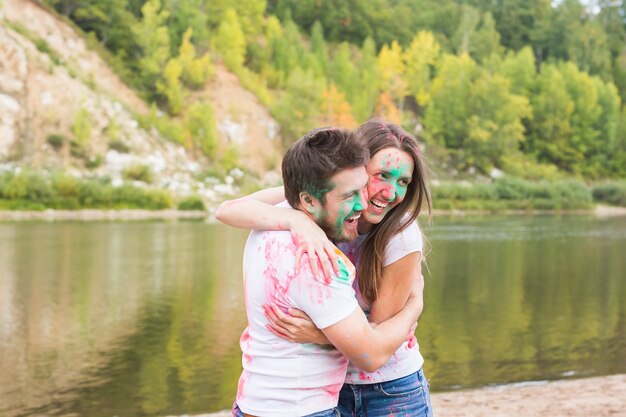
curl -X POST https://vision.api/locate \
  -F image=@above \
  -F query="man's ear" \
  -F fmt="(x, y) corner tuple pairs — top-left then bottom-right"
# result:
(299, 191), (319, 214)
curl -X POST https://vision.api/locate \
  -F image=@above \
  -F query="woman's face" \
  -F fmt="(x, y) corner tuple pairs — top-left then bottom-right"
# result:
(360, 147), (414, 227)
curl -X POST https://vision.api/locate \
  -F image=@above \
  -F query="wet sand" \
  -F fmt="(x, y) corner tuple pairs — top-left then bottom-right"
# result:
(171, 374), (626, 417)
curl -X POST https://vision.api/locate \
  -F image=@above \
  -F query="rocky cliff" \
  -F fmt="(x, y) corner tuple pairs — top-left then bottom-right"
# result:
(0, 0), (281, 202)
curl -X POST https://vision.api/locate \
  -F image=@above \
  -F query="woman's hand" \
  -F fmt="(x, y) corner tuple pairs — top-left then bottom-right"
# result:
(289, 211), (340, 283)
(262, 303), (330, 345)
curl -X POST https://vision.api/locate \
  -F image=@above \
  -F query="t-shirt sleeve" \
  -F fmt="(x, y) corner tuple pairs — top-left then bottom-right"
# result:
(382, 221), (423, 267)
(289, 255), (359, 329)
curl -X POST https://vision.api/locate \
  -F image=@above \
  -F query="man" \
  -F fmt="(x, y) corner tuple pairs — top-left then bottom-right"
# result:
(231, 127), (422, 417)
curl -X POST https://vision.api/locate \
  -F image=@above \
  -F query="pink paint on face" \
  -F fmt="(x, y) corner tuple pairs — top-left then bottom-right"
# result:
(360, 148), (414, 231)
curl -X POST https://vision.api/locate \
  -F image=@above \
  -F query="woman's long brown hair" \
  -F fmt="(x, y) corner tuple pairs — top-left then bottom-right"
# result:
(357, 118), (432, 304)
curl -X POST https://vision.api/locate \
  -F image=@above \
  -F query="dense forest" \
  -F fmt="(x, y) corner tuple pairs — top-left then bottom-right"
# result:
(43, 0), (626, 179)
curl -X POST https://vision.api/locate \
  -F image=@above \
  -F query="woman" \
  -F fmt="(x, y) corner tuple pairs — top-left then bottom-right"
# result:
(216, 118), (433, 417)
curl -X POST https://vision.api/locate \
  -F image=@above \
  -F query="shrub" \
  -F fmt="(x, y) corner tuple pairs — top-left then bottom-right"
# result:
(85, 155), (103, 170)
(0, 171), (174, 210)
(592, 181), (626, 206)
(122, 165), (153, 183)
(177, 195), (206, 211)
(72, 108), (92, 146)
(108, 139), (131, 153)
(46, 134), (66, 151)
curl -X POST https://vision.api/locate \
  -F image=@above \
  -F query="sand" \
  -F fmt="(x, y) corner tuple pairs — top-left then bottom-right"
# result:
(171, 374), (626, 417)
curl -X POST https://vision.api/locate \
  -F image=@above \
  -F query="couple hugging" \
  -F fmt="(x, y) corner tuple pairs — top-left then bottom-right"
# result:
(216, 118), (433, 417)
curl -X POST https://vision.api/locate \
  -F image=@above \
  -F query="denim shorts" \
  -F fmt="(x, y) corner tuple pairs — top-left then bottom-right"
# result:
(337, 368), (433, 416)
(232, 402), (340, 417)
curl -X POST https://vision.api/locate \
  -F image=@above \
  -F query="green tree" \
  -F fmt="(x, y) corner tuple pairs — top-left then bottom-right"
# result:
(156, 57), (186, 115)
(162, 0), (209, 51)
(185, 101), (218, 158)
(310, 20), (329, 77)
(214, 8), (246, 71)
(177, 28), (213, 89)
(499, 46), (536, 96)
(526, 64), (575, 170)
(469, 12), (502, 62)
(269, 17), (304, 87)
(72, 107), (92, 146)
(271, 67), (325, 144)
(132, 0), (171, 91)
(352, 36), (379, 121)
(424, 53), (478, 150)
(330, 42), (358, 104)
(551, 0), (612, 77)
(425, 53), (530, 172)
(590, 78), (621, 176)
(493, 0), (552, 52)
(452, 4), (481, 56)
(465, 71), (531, 172)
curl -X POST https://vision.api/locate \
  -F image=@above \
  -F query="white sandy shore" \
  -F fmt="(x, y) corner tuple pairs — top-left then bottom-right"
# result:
(169, 374), (626, 417)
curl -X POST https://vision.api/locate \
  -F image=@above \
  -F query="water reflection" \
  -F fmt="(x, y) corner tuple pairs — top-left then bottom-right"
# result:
(0, 222), (248, 416)
(0, 216), (624, 416)
(418, 215), (626, 389)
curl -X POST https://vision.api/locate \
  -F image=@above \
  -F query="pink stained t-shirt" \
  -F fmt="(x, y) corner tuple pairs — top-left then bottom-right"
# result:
(236, 206), (359, 416)
(337, 219), (424, 385)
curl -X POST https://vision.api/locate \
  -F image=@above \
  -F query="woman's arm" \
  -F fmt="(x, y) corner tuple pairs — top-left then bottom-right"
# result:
(215, 186), (295, 230)
(215, 186), (339, 279)
(368, 252), (423, 324)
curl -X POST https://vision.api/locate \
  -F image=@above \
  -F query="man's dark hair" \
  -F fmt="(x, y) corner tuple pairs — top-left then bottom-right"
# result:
(282, 127), (369, 208)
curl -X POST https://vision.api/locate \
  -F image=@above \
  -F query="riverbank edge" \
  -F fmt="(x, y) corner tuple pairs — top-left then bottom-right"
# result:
(1, 204), (625, 221)
(168, 373), (626, 417)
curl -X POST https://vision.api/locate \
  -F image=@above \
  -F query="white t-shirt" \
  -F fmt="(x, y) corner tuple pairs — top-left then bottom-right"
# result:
(337, 219), (424, 384)
(236, 210), (359, 416)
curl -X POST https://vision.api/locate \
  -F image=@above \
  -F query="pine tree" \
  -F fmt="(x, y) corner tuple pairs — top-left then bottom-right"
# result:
(133, 0), (171, 91)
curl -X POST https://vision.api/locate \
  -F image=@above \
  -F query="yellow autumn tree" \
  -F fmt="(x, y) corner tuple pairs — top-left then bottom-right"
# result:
(377, 40), (407, 110)
(374, 92), (402, 125)
(319, 83), (357, 129)
(404, 31), (441, 106)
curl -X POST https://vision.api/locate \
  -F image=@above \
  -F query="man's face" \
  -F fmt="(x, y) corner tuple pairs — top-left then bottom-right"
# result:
(314, 166), (369, 242)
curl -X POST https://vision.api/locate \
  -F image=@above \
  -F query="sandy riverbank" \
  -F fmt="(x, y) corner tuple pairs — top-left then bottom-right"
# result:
(0, 208), (209, 221)
(171, 374), (626, 417)
(1, 204), (625, 221)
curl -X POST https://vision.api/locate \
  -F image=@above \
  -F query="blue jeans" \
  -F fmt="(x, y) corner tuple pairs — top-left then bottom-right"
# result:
(232, 402), (340, 417)
(337, 369), (433, 417)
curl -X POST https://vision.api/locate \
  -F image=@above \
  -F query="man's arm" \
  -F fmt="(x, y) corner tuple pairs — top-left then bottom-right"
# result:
(320, 277), (423, 373)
